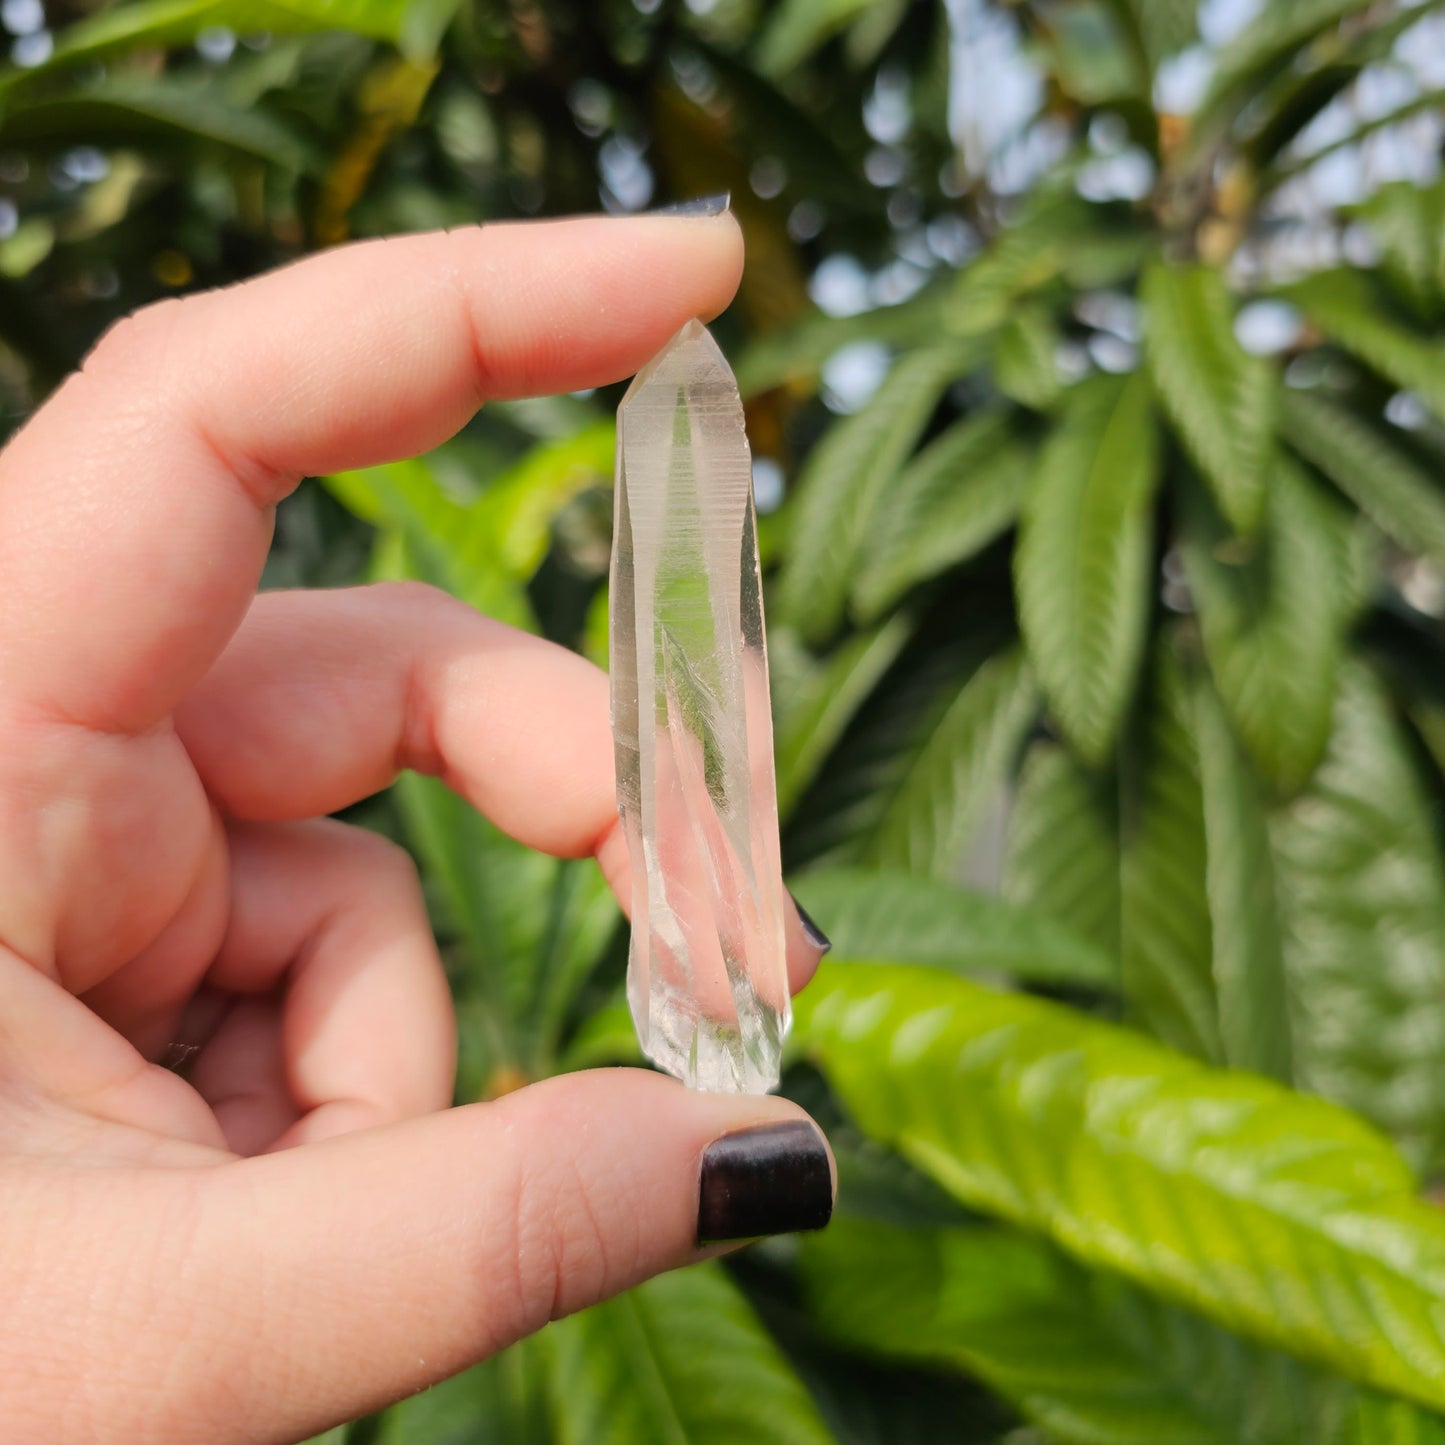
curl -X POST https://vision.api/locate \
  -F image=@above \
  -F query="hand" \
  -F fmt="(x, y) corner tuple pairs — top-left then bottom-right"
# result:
(0, 214), (833, 1444)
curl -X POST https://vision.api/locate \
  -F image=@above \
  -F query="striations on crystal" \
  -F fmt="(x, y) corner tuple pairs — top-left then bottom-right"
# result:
(610, 319), (789, 1094)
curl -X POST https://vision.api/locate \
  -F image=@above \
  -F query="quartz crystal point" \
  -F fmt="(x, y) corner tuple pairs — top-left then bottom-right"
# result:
(610, 319), (789, 1095)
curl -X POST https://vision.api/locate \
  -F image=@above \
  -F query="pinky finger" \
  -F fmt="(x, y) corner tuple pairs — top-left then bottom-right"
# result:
(196, 819), (456, 1153)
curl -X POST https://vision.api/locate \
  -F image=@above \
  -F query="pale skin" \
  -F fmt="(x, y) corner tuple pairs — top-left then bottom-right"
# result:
(0, 212), (832, 1444)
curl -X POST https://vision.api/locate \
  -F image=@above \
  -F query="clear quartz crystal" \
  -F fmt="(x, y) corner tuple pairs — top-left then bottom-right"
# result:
(610, 319), (789, 1095)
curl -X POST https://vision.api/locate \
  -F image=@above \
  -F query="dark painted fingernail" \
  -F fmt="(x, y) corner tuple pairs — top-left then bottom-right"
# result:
(646, 191), (731, 218)
(790, 893), (831, 954)
(697, 1120), (834, 1245)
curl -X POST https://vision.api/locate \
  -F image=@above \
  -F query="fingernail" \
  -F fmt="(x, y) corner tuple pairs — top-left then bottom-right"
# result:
(790, 893), (832, 955)
(646, 191), (731, 218)
(697, 1120), (834, 1245)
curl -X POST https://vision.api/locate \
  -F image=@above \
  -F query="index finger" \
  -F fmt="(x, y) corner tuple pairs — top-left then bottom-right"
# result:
(0, 214), (744, 733)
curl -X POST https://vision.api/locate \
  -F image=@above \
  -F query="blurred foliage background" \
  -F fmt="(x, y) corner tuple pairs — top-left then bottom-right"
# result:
(5, 0), (1445, 1440)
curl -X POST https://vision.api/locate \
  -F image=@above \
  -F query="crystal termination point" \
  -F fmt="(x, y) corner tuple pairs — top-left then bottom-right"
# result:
(610, 320), (789, 1095)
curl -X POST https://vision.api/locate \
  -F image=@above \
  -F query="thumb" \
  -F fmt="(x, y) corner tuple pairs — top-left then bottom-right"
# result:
(115, 1070), (832, 1443)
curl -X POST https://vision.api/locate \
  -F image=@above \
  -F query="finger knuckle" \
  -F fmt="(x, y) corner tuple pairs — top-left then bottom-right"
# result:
(343, 827), (421, 893)
(367, 578), (450, 614)
(502, 1149), (613, 1341)
(80, 296), (189, 385)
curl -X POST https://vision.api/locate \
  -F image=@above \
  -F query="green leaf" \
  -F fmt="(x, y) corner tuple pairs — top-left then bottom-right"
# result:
(864, 649), (1038, 879)
(844, 0), (909, 65)
(1044, 1), (1147, 106)
(1105, 0), (1198, 69)
(733, 286), (960, 399)
(394, 772), (553, 1045)
(526, 859), (620, 1067)
(1243, 3), (1437, 172)
(0, 77), (322, 171)
(1142, 262), (1274, 535)
(1116, 626), (1297, 1082)
(1273, 663), (1445, 1178)
(698, 42), (881, 217)
(1003, 741), (1121, 962)
(1349, 1396), (1445, 1445)
(0, 217), (53, 279)
(331, 431), (608, 633)
(0, 0), (410, 95)
(1362, 179), (1445, 322)
(1119, 648), (1222, 1064)
(778, 345), (963, 645)
(1281, 389), (1445, 564)
(797, 959), (1445, 1413)
(803, 1216), (1225, 1445)
(993, 305), (1064, 411)
(397, 0), (462, 63)
(1182, 461), (1347, 795)
(944, 191), (1108, 338)
(769, 1329), (1009, 1445)
(1242, 59), (1361, 171)
(444, 847), (615, 1079)
(754, 0), (878, 77)
(329, 454), (536, 630)
(854, 409), (1029, 622)
(772, 616), (914, 819)
(464, 422), (613, 583)
(817, 1117), (976, 1230)
(801, 1215), (1382, 1445)
(787, 866), (1117, 989)
(558, 993), (641, 1072)
(1410, 701), (1445, 791)
(375, 1340), (550, 1445)
(328, 455), (465, 536)
(1266, 88), (1445, 191)
(1195, 0), (1361, 142)
(1193, 673), (1294, 1083)
(580, 584), (609, 672)
(784, 632), (1004, 868)
(1284, 269), (1445, 423)
(803, 1217), (1445, 1445)
(1015, 373), (1159, 763)
(542, 1265), (837, 1444)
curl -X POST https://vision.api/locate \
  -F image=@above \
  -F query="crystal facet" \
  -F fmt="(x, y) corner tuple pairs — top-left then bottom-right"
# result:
(610, 319), (789, 1095)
